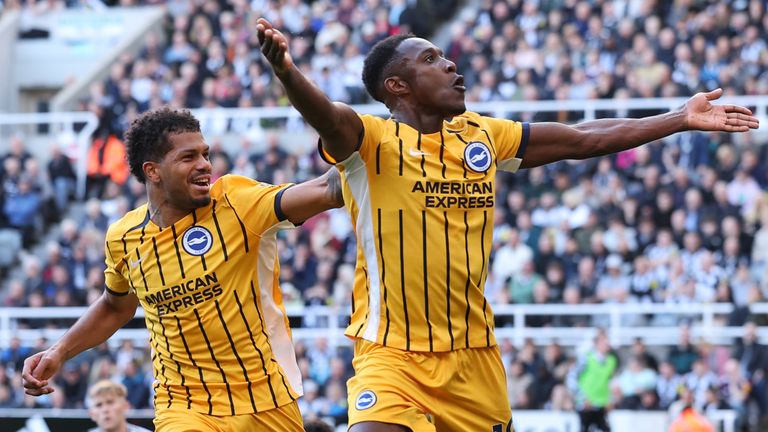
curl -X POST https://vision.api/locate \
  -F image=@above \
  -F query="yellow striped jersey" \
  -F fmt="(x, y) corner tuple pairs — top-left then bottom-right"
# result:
(322, 111), (528, 352)
(104, 174), (302, 416)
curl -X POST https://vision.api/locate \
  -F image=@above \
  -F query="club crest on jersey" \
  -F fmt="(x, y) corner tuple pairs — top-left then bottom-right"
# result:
(182, 226), (213, 256)
(355, 390), (377, 410)
(464, 141), (492, 173)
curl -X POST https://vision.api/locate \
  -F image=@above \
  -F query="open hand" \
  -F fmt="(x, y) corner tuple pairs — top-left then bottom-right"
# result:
(256, 18), (294, 76)
(685, 88), (760, 132)
(22, 350), (64, 396)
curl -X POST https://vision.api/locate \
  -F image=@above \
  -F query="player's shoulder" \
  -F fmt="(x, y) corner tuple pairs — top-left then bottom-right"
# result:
(210, 174), (268, 197)
(105, 204), (149, 242)
(457, 110), (483, 122)
(457, 110), (503, 128)
(358, 113), (390, 127)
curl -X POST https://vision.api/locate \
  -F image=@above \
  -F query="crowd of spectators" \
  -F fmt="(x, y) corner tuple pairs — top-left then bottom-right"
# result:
(56, 0), (766, 139)
(0, 135), (75, 251)
(0, 0), (767, 430)
(447, 0), (768, 108)
(72, 0), (458, 139)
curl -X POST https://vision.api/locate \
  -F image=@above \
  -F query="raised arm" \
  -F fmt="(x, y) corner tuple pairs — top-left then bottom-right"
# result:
(22, 291), (139, 396)
(279, 167), (344, 225)
(257, 18), (363, 163)
(521, 88), (759, 168)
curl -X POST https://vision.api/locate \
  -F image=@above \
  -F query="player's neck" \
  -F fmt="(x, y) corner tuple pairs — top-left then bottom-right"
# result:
(390, 105), (446, 134)
(147, 195), (189, 228)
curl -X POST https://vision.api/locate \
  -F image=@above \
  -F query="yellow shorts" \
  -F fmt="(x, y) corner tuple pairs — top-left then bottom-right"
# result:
(347, 340), (514, 432)
(154, 400), (303, 432)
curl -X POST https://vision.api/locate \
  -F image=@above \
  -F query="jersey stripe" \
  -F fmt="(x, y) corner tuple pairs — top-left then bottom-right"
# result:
(234, 289), (278, 409)
(444, 211), (454, 350)
(164, 308), (192, 409)
(378, 208), (391, 346)
(211, 200), (229, 261)
(175, 315), (213, 415)
(137, 250), (148, 292)
(479, 210), (490, 347)
(439, 130), (447, 179)
(169, 225), (186, 279)
(214, 299), (257, 412)
(223, 193), (249, 253)
(396, 121), (403, 176)
(353, 267), (369, 338)
(193, 308), (234, 415)
(463, 211), (471, 349)
(151, 237), (165, 286)
(155, 315), (174, 407)
(417, 131), (426, 177)
(191, 211), (208, 272)
(422, 211), (433, 351)
(398, 209), (410, 350)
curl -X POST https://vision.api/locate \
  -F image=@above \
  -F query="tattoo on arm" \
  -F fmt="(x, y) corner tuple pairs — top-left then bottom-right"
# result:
(326, 167), (343, 208)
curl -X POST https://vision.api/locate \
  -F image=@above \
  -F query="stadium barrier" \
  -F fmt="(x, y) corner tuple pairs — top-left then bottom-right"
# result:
(192, 95), (768, 130)
(2, 302), (766, 350)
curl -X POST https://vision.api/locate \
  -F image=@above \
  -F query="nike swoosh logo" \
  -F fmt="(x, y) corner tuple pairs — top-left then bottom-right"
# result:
(409, 148), (430, 157)
(129, 257), (143, 268)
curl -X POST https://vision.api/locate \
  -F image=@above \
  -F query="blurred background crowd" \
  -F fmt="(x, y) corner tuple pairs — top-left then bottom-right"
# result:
(0, 0), (767, 430)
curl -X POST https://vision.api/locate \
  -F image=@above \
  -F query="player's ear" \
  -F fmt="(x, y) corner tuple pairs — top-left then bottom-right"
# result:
(143, 161), (160, 183)
(384, 75), (409, 98)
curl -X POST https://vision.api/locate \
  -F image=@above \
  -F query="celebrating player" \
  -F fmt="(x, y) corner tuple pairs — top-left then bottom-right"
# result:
(22, 107), (344, 431)
(257, 18), (759, 432)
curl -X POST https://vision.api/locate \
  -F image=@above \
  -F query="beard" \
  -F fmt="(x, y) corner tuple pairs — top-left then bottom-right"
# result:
(190, 195), (211, 209)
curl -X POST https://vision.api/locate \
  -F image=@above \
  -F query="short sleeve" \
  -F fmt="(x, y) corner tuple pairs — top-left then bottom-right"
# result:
(104, 232), (130, 296)
(318, 114), (386, 165)
(214, 175), (294, 236)
(483, 116), (530, 172)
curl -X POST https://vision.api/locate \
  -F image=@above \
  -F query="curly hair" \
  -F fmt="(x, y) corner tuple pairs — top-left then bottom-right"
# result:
(362, 34), (416, 103)
(124, 107), (200, 183)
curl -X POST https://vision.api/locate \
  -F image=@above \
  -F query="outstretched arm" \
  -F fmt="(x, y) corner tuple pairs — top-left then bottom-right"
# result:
(257, 18), (363, 163)
(279, 168), (344, 225)
(521, 88), (759, 168)
(22, 291), (139, 395)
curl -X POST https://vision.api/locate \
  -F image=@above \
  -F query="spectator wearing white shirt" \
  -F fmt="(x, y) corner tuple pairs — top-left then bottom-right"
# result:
(616, 356), (658, 409)
(532, 192), (567, 228)
(691, 251), (726, 303)
(657, 361), (683, 409)
(680, 231), (706, 276)
(684, 360), (719, 411)
(492, 228), (534, 287)
(629, 256), (661, 303)
(727, 167), (762, 218)
(597, 254), (630, 304)
(603, 215), (638, 255)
